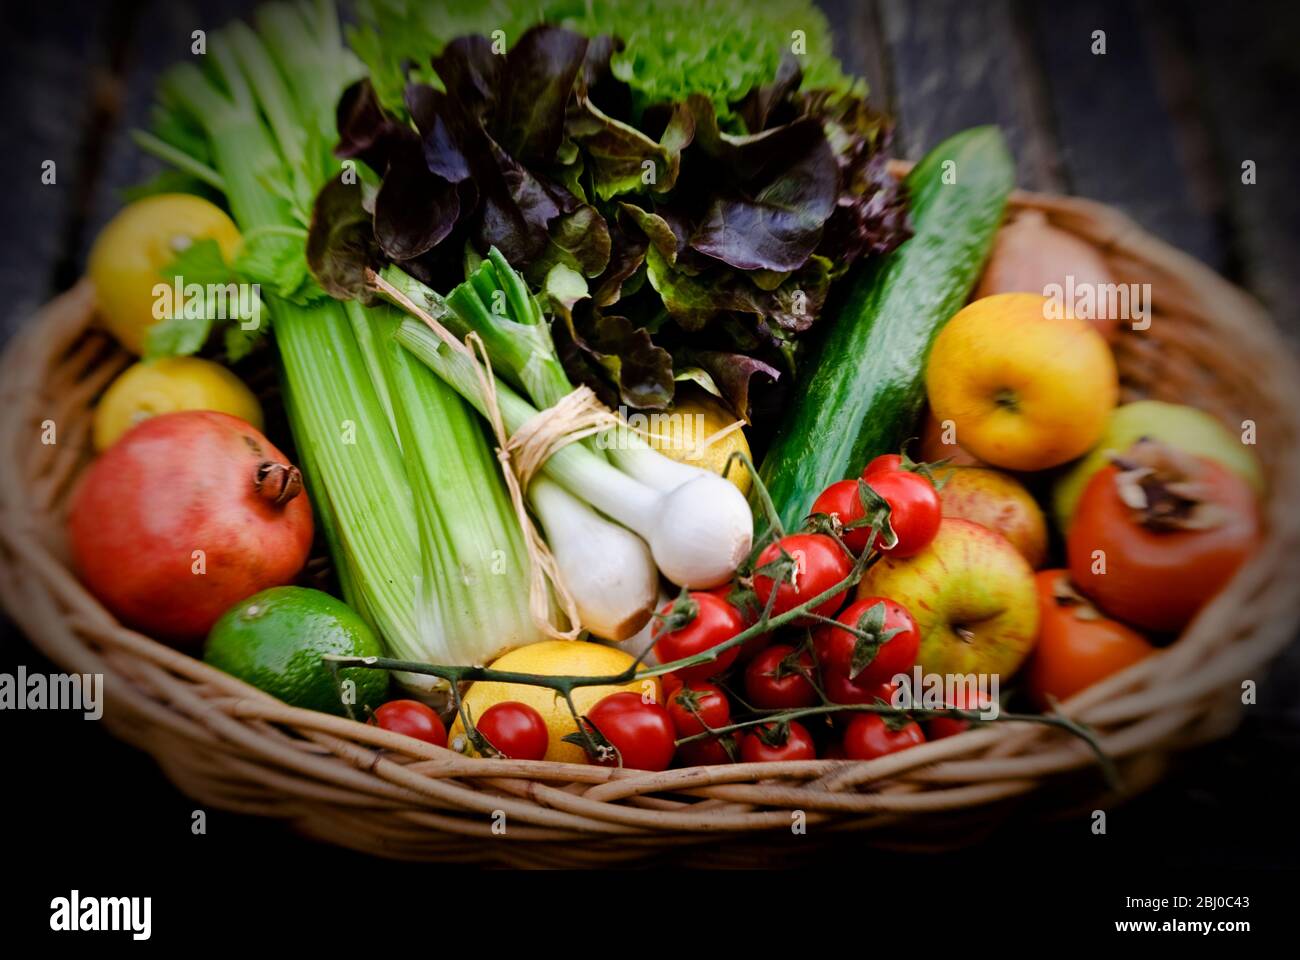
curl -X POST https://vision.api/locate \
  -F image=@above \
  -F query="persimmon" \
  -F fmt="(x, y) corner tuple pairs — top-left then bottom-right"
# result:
(1068, 442), (1259, 633)
(1029, 570), (1155, 708)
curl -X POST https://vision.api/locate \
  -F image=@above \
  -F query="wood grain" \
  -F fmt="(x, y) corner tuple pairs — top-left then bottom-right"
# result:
(876, 0), (1065, 191)
(83, 0), (265, 265)
(1184, 0), (1300, 337)
(0, 2), (106, 338)
(1029, 0), (1224, 270)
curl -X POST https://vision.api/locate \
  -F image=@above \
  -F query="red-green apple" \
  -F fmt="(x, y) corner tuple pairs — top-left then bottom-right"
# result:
(938, 466), (1048, 568)
(856, 518), (1039, 679)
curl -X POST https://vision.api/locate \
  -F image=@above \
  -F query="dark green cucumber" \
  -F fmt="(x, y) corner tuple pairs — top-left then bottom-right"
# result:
(758, 126), (1014, 532)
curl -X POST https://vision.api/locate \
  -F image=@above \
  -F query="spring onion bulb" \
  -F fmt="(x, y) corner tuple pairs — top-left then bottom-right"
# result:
(397, 320), (754, 588)
(528, 477), (657, 640)
(604, 433), (710, 492)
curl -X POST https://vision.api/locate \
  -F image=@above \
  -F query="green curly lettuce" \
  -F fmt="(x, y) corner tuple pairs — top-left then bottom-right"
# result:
(349, 0), (858, 128)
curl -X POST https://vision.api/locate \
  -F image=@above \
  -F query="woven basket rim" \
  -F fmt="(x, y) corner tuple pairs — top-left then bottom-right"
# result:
(3, 187), (1300, 866)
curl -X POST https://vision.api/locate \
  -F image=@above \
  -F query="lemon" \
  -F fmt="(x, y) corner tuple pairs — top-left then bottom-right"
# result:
(204, 587), (388, 717)
(644, 387), (752, 496)
(92, 356), (263, 451)
(448, 641), (660, 764)
(88, 194), (243, 354)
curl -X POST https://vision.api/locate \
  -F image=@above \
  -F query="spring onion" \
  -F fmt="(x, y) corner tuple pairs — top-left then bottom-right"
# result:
(381, 252), (753, 601)
(528, 477), (658, 640)
(380, 255), (662, 637)
(396, 319), (753, 588)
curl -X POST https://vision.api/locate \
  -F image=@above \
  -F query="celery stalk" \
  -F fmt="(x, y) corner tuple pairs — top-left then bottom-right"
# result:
(378, 258), (575, 411)
(365, 303), (540, 666)
(144, 1), (543, 678)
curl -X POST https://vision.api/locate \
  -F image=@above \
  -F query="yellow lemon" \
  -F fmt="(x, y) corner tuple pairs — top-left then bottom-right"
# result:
(88, 195), (242, 354)
(448, 640), (660, 764)
(644, 387), (752, 495)
(93, 357), (263, 451)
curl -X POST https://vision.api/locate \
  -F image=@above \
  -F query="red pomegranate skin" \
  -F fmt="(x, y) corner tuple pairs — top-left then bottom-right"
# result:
(68, 410), (314, 646)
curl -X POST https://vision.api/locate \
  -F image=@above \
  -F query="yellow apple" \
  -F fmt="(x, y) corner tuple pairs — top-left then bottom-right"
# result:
(925, 293), (1118, 471)
(856, 518), (1039, 680)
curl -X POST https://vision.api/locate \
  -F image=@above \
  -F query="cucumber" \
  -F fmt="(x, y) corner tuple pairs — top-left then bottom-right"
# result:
(757, 126), (1014, 532)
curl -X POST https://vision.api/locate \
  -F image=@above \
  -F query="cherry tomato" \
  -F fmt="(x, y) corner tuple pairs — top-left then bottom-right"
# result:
(924, 686), (977, 740)
(753, 533), (852, 624)
(1068, 455), (1259, 633)
(677, 733), (740, 767)
(822, 671), (900, 705)
(860, 470), (941, 557)
(842, 713), (925, 760)
(744, 643), (817, 709)
(810, 479), (872, 554)
(372, 699), (448, 748)
(823, 677), (900, 731)
(666, 682), (731, 738)
(707, 584), (772, 662)
(1028, 569), (1156, 708)
(652, 592), (744, 681)
(660, 671), (685, 700)
(925, 715), (970, 740)
(476, 701), (549, 761)
(706, 583), (757, 624)
(586, 692), (677, 771)
(814, 597), (920, 694)
(862, 453), (903, 477)
(740, 721), (817, 762)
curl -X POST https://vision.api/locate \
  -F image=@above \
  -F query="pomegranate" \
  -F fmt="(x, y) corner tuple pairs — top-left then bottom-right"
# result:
(68, 410), (313, 646)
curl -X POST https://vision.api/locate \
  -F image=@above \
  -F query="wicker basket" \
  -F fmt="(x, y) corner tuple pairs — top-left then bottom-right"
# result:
(3, 186), (1300, 868)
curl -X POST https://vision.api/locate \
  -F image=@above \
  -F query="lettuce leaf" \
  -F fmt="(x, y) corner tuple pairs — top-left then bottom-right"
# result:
(313, 11), (908, 420)
(351, 0), (856, 129)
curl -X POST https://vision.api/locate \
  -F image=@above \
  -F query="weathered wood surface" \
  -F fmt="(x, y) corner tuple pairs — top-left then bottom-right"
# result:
(1031, 0), (1225, 270)
(1183, 0), (1300, 338)
(0, 2), (103, 329)
(877, 0), (1066, 192)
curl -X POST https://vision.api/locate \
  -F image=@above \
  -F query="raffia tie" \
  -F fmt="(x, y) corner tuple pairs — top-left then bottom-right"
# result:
(369, 269), (593, 641)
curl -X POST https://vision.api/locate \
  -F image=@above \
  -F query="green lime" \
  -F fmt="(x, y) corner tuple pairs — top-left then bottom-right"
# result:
(204, 586), (388, 717)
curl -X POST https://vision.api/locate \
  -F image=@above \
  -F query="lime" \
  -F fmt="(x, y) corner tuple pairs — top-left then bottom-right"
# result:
(204, 586), (388, 717)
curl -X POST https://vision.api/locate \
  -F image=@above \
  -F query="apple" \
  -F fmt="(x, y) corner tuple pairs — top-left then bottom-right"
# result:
(925, 293), (1118, 471)
(1051, 400), (1263, 532)
(855, 518), (1039, 680)
(938, 466), (1048, 568)
(917, 405), (982, 466)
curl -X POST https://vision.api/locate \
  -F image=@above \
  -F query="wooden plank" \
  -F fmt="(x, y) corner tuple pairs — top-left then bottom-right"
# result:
(1171, 0), (1300, 727)
(0, 1), (112, 340)
(817, 0), (892, 112)
(1181, 0), (1300, 337)
(875, 0), (1065, 192)
(1028, 0), (1224, 269)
